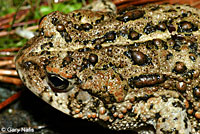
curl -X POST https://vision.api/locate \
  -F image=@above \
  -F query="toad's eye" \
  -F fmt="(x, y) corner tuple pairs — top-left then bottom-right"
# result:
(47, 73), (70, 92)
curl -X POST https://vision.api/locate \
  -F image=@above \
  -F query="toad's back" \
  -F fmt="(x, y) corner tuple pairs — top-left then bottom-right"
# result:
(15, 3), (200, 134)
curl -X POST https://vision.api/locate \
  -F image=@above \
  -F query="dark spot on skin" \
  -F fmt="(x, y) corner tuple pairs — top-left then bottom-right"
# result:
(60, 31), (72, 42)
(67, 51), (74, 56)
(88, 76), (93, 80)
(153, 39), (162, 46)
(56, 24), (65, 32)
(182, 13), (188, 17)
(176, 82), (187, 92)
(78, 16), (82, 21)
(173, 44), (181, 51)
(90, 106), (97, 112)
(185, 69), (195, 79)
(161, 95), (168, 102)
(168, 39), (176, 46)
(49, 42), (54, 47)
(153, 39), (168, 49)
(117, 10), (145, 22)
(123, 51), (132, 59)
(49, 96), (53, 103)
(155, 113), (161, 120)
(79, 47), (91, 52)
(41, 51), (51, 55)
(144, 23), (156, 35)
(185, 33), (192, 36)
(84, 48), (91, 52)
(149, 104), (154, 110)
(127, 111), (137, 117)
(167, 24), (176, 33)
(104, 31), (116, 42)
(194, 125), (200, 132)
(193, 86), (200, 98)
(41, 43), (48, 50)
(78, 48), (84, 52)
(110, 105), (116, 113)
(172, 34), (185, 41)
(166, 53), (173, 60)
(124, 50), (149, 65)
(128, 30), (141, 40)
(109, 94), (117, 102)
(111, 75), (115, 79)
(174, 62), (187, 74)
(132, 51), (148, 66)
(82, 58), (90, 68)
(95, 15), (104, 24)
(178, 21), (198, 32)
(72, 13), (75, 17)
(174, 117), (178, 120)
(162, 118), (166, 122)
(161, 129), (178, 134)
(180, 21), (192, 30)
(178, 96), (184, 102)
(189, 55), (196, 62)
(135, 94), (154, 102)
(62, 56), (73, 67)
(52, 17), (59, 25)
(188, 41), (197, 52)
(105, 47), (113, 57)
(82, 40), (89, 45)
(93, 99), (100, 107)
(65, 21), (73, 27)
(76, 12), (81, 16)
(132, 42), (140, 47)
(74, 24), (80, 30)
(44, 34), (53, 39)
(81, 23), (93, 31)
(92, 38), (105, 45)
(157, 22), (167, 31)
(151, 6), (160, 11)
(172, 101), (184, 109)
(184, 118), (188, 128)
(103, 86), (107, 90)
(94, 44), (102, 50)
(41, 42), (54, 50)
(146, 40), (158, 50)
(169, 35), (186, 51)
(89, 54), (98, 65)
(128, 74), (166, 88)
(168, 9), (177, 12)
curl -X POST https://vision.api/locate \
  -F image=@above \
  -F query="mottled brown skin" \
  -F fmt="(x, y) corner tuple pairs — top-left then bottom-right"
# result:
(15, 3), (200, 134)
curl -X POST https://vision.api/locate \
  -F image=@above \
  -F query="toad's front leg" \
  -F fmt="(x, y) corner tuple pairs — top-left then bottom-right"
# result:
(154, 98), (190, 134)
(110, 91), (191, 134)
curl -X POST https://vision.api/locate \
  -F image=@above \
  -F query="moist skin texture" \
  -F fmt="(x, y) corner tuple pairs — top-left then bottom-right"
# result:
(15, 1), (200, 134)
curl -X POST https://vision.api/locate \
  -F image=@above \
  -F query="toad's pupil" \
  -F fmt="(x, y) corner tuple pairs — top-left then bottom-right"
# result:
(48, 74), (69, 90)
